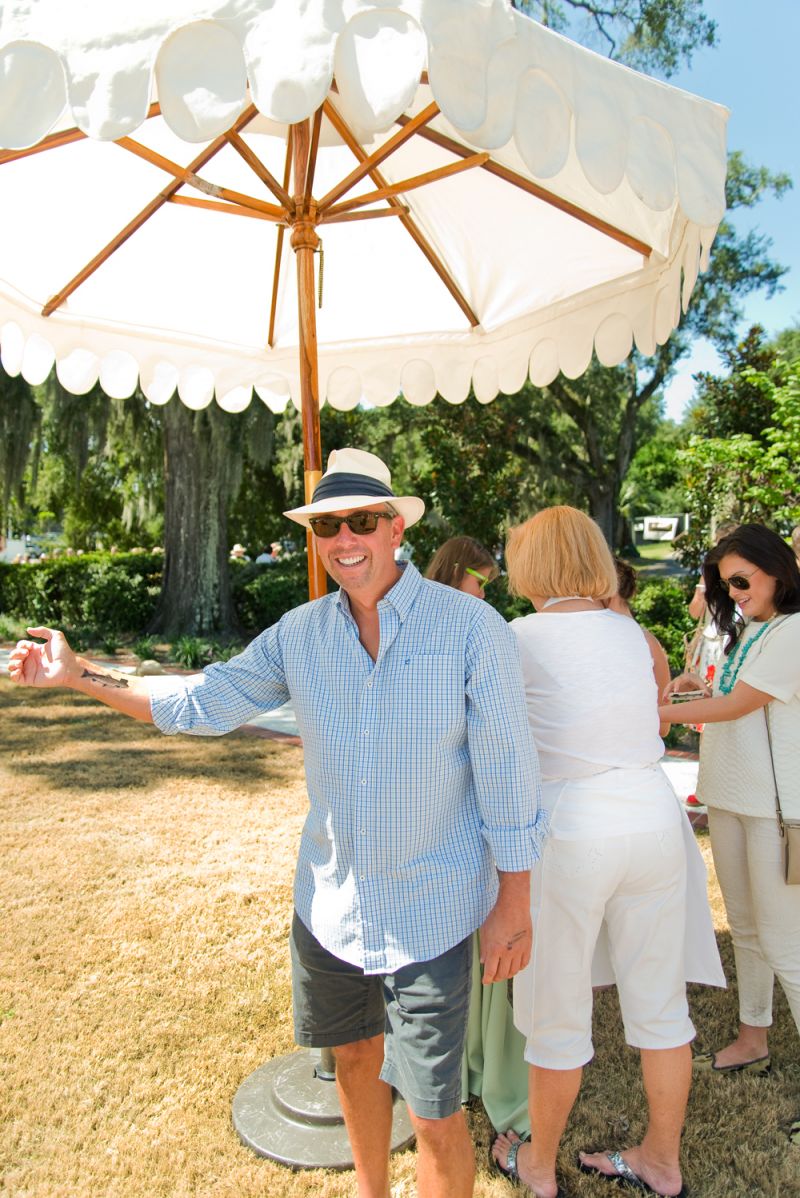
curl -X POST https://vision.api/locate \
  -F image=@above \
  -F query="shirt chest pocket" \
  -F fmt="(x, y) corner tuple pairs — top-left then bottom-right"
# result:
(398, 653), (466, 744)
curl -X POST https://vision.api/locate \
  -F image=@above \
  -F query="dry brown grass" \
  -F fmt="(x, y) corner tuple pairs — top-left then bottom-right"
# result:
(1, 679), (798, 1197)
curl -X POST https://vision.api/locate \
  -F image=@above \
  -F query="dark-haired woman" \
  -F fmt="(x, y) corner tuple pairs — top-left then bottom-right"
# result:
(425, 535), (499, 598)
(662, 524), (800, 1079)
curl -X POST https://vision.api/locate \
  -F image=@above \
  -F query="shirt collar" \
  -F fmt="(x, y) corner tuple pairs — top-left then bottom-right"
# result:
(335, 560), (422, 624)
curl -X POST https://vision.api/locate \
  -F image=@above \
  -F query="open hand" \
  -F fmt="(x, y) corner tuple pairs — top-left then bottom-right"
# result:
(661, 671), (710, 703)
(8, 627), (77, 688)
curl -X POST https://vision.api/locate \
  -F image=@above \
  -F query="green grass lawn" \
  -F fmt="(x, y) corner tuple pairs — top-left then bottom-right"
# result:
(631, 540), (677, 562)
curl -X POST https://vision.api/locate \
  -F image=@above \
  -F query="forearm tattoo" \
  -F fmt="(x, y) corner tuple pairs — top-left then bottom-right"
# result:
(81, 669), (130, 690)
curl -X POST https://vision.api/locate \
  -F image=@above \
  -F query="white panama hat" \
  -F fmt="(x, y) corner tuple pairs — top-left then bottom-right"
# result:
(284, 448), (425, 530)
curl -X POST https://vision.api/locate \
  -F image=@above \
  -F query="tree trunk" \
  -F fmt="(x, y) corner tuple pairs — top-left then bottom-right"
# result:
(587, 484), (617, 546)
(148, 400), (239, 638)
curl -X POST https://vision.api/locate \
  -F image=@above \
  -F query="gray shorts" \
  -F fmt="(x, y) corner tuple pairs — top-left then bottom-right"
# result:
(290, 912), (472, 1119)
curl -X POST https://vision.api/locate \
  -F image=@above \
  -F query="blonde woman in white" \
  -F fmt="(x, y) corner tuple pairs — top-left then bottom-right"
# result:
(661, 524), (800, 1101)
(492, 507), (723, 1198)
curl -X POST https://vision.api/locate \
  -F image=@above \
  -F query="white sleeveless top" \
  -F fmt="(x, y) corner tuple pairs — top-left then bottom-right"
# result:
(511, 609), (676, 839)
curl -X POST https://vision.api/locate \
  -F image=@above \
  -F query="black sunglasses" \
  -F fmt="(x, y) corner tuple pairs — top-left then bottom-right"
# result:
(719, 567), (759, 593)
(309, 511), (393, 539)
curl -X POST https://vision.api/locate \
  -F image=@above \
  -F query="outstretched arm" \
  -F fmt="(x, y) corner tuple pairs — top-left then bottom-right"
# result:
(9, 627), (155, 723)
(658, 679), (772, 728)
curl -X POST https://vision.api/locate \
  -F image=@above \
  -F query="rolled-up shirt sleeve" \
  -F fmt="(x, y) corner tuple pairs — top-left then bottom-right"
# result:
(150, 623), (289, 736)
(465, 610), (547, 871)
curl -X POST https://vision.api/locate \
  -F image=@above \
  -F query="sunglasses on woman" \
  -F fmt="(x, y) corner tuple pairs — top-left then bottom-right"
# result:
(464, 566), (493, 591)
(309, 511), (393, 538)
(719, 567), (760, 593)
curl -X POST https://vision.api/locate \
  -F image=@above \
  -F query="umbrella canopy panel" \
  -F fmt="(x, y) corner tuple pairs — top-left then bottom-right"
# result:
(0, 1), (728, 411)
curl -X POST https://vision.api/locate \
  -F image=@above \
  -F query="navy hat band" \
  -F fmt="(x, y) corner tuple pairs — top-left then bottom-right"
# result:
(312, 472), (395, 504)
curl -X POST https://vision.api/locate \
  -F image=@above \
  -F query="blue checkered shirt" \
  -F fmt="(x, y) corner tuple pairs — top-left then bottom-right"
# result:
(150, 563), (544, 973)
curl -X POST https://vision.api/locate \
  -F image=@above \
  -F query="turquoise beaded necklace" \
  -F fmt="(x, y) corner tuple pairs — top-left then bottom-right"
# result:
(718, 621), (771, 694)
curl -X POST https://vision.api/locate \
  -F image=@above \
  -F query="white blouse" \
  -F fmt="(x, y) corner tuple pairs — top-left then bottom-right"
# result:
(698, 613), (800, 819)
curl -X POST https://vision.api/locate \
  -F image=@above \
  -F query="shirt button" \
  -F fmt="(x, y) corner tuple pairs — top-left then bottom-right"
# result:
(363, 729), (369, 736)
(360, 827), (366, 835)
(361, 778), (366, 785)
(366, 680), (373, 688)
(359, 874), (365, 881)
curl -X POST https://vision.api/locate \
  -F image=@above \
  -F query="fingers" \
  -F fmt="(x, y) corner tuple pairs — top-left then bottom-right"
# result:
(8, 642), (34, 682)
(661, 672), (708, 702)
(481, 937), (532, 984)
(482, 946), (529, 984)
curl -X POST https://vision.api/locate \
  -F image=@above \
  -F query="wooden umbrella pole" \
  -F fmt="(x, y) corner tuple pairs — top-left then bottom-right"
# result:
(291, 121), (327, 600)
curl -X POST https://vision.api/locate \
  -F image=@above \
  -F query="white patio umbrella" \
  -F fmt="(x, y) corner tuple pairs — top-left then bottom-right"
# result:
(0, 0), (728, 1170)
(0, 0), (727, 597)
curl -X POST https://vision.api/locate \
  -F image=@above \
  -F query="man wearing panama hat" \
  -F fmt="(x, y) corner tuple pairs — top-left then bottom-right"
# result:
(10, 447), (544, 1198)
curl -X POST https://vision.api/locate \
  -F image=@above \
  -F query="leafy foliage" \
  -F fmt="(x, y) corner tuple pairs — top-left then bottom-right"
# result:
(512, 1), (717, 75)
(676, 355), (800, 570)
(229, 554), (313, 634)
(687, 326), (781, 441)
(629, 576), (695, 673)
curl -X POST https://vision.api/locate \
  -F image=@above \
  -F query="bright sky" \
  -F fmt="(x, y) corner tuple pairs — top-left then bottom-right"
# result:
(660, 0), (800, 419)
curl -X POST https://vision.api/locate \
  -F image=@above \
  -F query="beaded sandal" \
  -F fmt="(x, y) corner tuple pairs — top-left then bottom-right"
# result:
(692, 1050), (771, 1075)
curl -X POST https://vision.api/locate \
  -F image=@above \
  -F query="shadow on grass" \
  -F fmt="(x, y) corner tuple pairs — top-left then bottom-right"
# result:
(4, 747), (302, 791)
(1, 680), (300, 793)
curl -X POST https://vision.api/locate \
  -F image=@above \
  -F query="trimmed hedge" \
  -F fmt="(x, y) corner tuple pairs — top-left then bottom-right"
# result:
(629, 576), (695, 675)
(0, 552), (312, 639)
(230, 555), (314, 633)
(0, 553), (162, 638)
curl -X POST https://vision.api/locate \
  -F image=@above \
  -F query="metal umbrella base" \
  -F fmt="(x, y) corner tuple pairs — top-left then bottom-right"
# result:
(232, 1048), (415, 1170)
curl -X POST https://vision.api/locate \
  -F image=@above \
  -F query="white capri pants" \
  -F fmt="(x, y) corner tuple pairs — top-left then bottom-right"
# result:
(708, 807), (800, 1032)
(516, 827), (695, 1070)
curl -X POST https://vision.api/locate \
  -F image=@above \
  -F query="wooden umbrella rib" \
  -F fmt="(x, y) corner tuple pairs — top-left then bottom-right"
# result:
(323, 99), (479, 328)
(320, 206), (408, 225)
(168, 195), (283, 222)
(42, 104), (259, 317)
(225, 130), (294, 210)
(268, 128), (294, 349)
(324, 153), (489, 217)
(303, 106), (324, 215)
(198, 184), (285, 219)
(317, 100), (440, 212)
(115, 137), (287, 219)
(0, 103), (162, 166)
(397, 117), (652, 258)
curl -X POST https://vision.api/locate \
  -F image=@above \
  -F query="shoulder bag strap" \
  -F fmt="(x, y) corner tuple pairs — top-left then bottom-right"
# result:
(763, 706), (784, 836)
(759, 616), (789, 835)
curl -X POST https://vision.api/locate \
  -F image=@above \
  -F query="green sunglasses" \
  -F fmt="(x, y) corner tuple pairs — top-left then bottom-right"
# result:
(464, 566), (493, 590)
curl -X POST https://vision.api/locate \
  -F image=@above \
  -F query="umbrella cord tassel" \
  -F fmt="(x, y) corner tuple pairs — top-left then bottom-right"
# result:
(316, 241), (324, 309)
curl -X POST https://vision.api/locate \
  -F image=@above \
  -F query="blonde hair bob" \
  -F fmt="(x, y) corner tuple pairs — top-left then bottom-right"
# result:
(505, 506), (617, 602)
